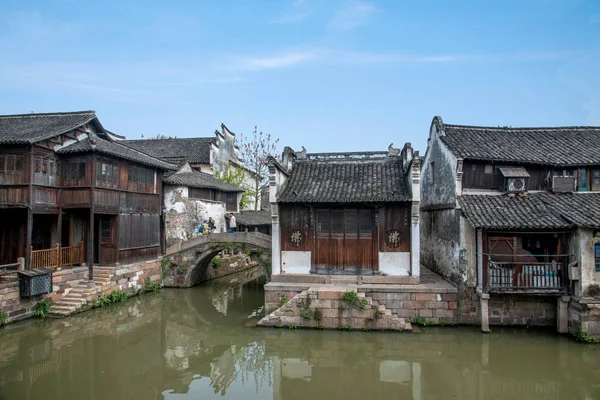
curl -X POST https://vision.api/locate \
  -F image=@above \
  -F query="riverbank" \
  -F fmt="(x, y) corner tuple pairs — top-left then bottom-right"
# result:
(1, 273), (599, 400)
(0, 252), (259, 326)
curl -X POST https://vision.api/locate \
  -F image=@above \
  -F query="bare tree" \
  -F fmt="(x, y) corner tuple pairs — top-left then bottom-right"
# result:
(237, 126), (279, 210)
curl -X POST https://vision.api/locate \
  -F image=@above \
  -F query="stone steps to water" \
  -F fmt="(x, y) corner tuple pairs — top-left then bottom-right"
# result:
(258, 286), (412, 332)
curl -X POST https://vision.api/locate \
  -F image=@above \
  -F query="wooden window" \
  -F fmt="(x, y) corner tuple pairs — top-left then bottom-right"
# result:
(189, 188), (214, 200)
(331, 210), (344, 235)
(100, 219), (112, 244)
(0, 154), (25, 184)
(596, 244), (600, 272)
(592, 170), (600, 191)
(225, 192), (237, 211)
(578, 168), (589, 191)
(96, 162), (119, 188)
(317, 210), (330, 235)
(62, 161), (85, 184)
(359, 209), (373, 237)
(345, 210), (358, 237)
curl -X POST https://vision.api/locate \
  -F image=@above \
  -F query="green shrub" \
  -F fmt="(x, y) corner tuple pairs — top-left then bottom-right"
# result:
(342, 291), (368, 311)
(413, 317), (433, 326)
(315, 323), (324, 330)
(108, 290), (129, 303)
(0, 309), (8, 326)
(300, 308), (313, 320)
(144, 278), (162, 293)
(288, 324), (297, 329)
(338, 324), (354, 331)
(212, 256), (222, 269)
(278, 297), (288, 308)
(34, 299), (52, 319)
(313, 309), (323, 321)
(573, 326), (600, 343)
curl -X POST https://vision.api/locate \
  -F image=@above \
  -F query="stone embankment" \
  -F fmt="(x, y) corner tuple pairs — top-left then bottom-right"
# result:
(258, 286), (413, 331)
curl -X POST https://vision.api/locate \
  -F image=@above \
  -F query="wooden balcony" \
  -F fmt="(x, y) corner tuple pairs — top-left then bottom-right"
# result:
(485, 258), (567, 294)
(30, 243), (84, 270)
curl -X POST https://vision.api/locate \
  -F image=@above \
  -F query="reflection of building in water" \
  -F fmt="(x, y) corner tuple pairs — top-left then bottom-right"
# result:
(212, 289), (230, 315)
(211, 285), (245, 316)
(272, 356), (421, 400)
(209, 345), (238, 395)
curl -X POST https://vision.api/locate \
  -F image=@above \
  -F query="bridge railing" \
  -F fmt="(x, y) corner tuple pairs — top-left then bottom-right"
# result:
(166, 229), (271, 256)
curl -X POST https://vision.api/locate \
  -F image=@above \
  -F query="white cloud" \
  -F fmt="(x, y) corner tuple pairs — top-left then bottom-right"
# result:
(328, 0), (377, 31)
(231, 51), (320, 71)
(270, 0), (311, 24)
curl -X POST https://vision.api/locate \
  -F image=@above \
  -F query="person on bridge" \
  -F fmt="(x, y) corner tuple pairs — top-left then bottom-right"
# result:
(228, 213), (236, 233)
(208, 217), (216, 233)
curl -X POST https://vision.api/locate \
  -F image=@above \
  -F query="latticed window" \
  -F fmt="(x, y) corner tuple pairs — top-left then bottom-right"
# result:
(595, 244), (600, 272)
(96, 161), (119, 188)
(62, 161), (86, 181)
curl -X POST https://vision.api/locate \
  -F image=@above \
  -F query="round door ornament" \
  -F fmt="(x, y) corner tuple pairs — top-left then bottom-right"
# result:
(387, 229), (401, 248)
(291, 229), (303, 246)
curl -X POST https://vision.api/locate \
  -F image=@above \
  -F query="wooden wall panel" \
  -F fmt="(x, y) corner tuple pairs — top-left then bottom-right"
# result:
(0, 187), (28, 204)
(378, 204), (410, 252)
(280, 204), (311, 251)
(118, 213), (160, 251)
(32, 187), (58, 205)
(94, 189), (120, 211)
(61, 189), (90, 206)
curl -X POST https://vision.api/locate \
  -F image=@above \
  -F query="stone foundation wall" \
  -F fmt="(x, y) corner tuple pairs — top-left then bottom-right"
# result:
(0, 280), (40, 323)
(458, 286), (558, 327)
(568, 297), (600, 338)
(486, 294), (557, 326)
(263, 283), (459, 328)
(357, 288), (457, 324)
(101, 259), (162, 296)
(50, 267), (89, 300)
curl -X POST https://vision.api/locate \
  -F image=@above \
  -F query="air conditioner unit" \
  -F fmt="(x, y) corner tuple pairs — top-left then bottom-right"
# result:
(506, 177), (526, 192)
(552, 176), (576, 193)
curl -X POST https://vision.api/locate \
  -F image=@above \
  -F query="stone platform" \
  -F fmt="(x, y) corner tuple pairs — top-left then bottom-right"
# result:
(259, 267), (458, 331)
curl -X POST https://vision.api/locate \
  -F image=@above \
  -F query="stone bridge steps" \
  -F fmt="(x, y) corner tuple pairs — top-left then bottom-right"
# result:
(258, 286), (412, 332)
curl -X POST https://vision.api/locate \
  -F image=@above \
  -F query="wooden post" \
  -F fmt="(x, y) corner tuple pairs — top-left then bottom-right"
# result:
(17, 257), (25, 271)
(55, 243), (60, 270)
(25, 209), (33, 269)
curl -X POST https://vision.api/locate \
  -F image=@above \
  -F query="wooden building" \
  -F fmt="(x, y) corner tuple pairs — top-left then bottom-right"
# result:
(268, 144), (421, 277)
(0, 111), (175, 274)
(420, 116), (600, 334)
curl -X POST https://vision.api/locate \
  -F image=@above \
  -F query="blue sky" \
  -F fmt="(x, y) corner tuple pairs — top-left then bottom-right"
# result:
(1, 0), (599, 154)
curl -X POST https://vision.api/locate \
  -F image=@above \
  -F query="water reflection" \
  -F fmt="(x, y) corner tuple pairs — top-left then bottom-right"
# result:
(0, 267), (599, 400)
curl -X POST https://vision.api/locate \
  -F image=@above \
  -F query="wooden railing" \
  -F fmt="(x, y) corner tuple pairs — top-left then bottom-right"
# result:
(486, 258), (566, 292)
(0, 258), (24, 277)
(30, 243), (84, 270)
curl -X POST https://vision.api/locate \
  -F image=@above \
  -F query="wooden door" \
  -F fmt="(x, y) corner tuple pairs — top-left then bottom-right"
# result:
(97, 215), (116, 264)
(315, 208), (377, 272)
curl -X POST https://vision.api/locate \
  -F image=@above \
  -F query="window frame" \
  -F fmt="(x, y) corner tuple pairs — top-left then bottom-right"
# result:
(595, 244), (600, 272)
(578, 168), (589, 191)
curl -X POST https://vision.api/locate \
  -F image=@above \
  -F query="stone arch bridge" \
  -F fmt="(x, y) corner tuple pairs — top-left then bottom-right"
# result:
(162, 231), (271, 288)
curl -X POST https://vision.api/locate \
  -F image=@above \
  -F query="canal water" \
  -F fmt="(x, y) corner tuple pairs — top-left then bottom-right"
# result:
(0, 267), (598, 400)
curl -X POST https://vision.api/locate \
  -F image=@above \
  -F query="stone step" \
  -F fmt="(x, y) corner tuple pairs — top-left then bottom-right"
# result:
(50, 304), (78, 312)
(57, 297), (86, 305)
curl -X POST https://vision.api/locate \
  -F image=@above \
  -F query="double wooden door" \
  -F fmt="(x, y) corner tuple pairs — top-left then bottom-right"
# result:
(314, 208), (378, 272)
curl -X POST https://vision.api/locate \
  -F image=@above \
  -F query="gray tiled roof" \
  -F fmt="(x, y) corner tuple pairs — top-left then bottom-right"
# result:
(542, 192), (600, 228)
(278, 157), (411, 203)
(0, 111), (99, 144)
(441, 124), (600, 167)
(123, 137), (214, 164)
(163, 171), (243, 192)
(458, 192), (600, 230)
(57, 136), (176, 170)
(227, 210), (271, 226)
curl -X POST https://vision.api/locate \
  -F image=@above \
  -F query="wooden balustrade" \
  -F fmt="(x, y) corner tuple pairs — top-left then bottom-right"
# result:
(486, 259), (566, 292)
(30, 242), (85, 270)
